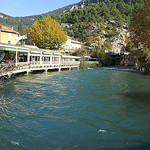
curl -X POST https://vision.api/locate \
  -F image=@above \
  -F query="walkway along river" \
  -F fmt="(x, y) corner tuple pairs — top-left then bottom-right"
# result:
(0, 67), (150, 149)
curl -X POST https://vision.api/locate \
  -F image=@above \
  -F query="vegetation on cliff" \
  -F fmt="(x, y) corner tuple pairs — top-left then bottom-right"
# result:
(0, 0), (144, 36)
(53, 1), (141, 47)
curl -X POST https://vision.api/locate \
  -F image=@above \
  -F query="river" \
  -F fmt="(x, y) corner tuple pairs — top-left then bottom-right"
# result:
(0, 67), (150, 149)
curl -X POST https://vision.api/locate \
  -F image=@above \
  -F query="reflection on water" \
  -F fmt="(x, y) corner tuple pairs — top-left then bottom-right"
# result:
(0, 67), (150, 149)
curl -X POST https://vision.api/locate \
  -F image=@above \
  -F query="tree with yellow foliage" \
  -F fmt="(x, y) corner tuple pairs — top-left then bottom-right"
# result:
(30, 16), (67, 49)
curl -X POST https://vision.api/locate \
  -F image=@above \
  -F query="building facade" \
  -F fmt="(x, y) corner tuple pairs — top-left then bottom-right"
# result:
(0, 26), (19, 45)
(63, 36), (82, 53)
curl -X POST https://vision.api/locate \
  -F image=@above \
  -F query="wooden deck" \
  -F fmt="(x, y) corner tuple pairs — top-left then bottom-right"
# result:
(0, 65), (79, 78)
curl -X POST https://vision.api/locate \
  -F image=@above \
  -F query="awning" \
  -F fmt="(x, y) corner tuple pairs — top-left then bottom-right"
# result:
(53, 52), (61, 55)
(30, 50), (42, 54)
(62, 55), (80, 59)
(0, 46), (29, 52)
(0, 47), (16, 51)
(43, 51), (53, 55)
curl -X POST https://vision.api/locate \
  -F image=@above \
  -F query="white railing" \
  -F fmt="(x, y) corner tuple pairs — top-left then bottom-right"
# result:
(61, 61), (80, 66)
(17, 62), (29, 66)
(0, 60), (80, 72)
(29, 61), (80, 67)
(86, 61), (99, 64)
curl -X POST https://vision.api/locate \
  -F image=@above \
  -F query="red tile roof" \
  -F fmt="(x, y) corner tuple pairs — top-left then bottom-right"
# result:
(0, 25), (19, 34)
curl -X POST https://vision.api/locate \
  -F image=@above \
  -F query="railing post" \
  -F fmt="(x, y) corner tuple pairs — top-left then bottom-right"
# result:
(16, 48), (18, 66)
(27, 50), (30, 64)
(50, 56), (52, 65)
(40, 54), (42, 65)
(58, 56), (61, 66)
(58, 67), (61, 72)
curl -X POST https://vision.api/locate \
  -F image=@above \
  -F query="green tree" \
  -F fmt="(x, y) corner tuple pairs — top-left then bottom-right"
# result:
(103, 40), (112, 51)
(18, 22), (23, 35)
(30, 16), (67, 49)
(72, 47), (88, 69)
(91, 43), (105, 66)
(142, 47), (150, 72)
(91, 42), (114, 66)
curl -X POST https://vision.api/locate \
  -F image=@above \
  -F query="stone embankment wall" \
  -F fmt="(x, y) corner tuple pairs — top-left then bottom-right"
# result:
(120, 54), (136, 66)
(120, 53), (146, 72)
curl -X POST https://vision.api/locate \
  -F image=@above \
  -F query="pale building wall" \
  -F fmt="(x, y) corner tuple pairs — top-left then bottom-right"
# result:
(63, 38), (82, 50)
(0, 32), (18, 45)
(71, 41), (82, 49)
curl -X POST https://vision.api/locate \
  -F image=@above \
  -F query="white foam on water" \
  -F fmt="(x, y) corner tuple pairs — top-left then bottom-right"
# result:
(97, 129), (107, 133)
(88, 67), (94, 70)
(10, 141), (19, 146)
(105, 67), (135, 71)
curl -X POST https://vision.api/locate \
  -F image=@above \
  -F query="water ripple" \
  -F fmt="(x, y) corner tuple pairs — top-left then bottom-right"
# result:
(0, 68), (150, 149)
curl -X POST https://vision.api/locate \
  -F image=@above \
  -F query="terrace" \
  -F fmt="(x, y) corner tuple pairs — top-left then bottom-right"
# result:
(0, 43), (80, 78)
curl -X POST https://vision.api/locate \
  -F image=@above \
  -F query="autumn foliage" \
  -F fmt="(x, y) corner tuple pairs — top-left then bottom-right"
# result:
(129, 0), (150, 72)
(130, 0), (150, 48)
(30, 16), (67, 49)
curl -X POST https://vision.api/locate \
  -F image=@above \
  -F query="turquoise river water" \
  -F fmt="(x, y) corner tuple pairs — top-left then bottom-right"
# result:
(0, 67), (150, 150)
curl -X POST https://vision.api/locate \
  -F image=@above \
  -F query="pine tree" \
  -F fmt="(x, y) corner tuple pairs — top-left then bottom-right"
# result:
(18, 22), (23, 35)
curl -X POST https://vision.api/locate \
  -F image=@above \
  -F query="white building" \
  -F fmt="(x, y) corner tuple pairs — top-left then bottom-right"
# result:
(63, 36), (82, 53)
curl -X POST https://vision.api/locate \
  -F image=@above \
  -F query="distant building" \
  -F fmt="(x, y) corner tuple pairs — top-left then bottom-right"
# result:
(62, 36), (82, 54)
(0, 25), (19, 45)
(61, 23), (72, 28)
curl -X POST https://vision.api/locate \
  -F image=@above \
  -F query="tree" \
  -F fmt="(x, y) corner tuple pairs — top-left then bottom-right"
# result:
(30, 16), (67, 49)
(129, 0), (150, 48)
(91, 43), (105, 66)
(72, 47), (88, 69)
(103, 40), (112, 51)
(18, 22), (23, 35)
(91, 42), (114, 66)
(129, 0), (150, 72)
(142, 47), (150, 72)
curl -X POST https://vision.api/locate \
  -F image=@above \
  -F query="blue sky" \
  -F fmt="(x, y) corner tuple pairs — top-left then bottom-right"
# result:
(0, 0), (81, 17)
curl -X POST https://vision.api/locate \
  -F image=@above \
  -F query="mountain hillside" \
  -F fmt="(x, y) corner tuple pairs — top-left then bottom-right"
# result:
(0, 0), (144, 30)
(0, 3), (76, 30)
(0, 0), (144, 54)
(60, 0), (144, 40)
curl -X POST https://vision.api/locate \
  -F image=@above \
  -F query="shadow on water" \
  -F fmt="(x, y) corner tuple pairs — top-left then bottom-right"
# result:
(126, 144), (150, 150)
(122, 91), (150, 104)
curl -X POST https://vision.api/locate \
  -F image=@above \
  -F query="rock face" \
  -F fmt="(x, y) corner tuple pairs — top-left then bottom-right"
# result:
(80, 0), (102, 6)
(70, 1), (86, 11)
(90, 23), (129, 54)
(111, 28), (129, 54)
(70, 0), (103, 11)
(70, 5), (80, 11)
